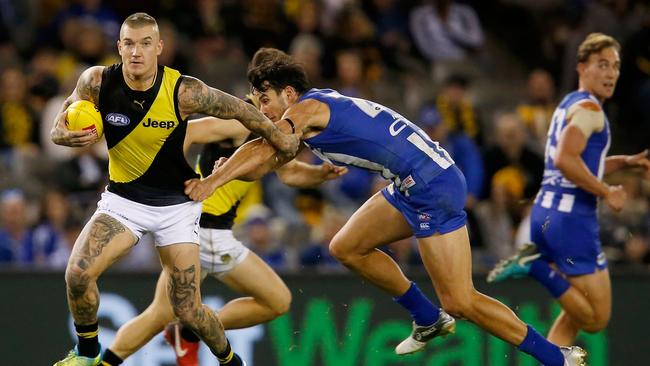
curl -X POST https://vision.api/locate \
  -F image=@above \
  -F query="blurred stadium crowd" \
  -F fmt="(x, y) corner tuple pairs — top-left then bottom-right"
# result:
(1, 0), (650, 272)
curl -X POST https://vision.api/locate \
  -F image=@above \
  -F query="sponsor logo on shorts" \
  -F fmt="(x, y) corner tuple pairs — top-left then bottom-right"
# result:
(597, 252), (607, 266)
(420, 222), (430, 230)
(402, 175), (416, 189)
(106, 113), (130, 126)
(102, 207), (130, 222)
(418, 213), (431, 221)
(220, 254), (232, 264)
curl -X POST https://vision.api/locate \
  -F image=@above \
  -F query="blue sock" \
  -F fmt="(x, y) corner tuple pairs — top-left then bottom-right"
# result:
(529, 259), (571, 298)
(518, 325), (564, 366)
(393, 282), (440, 326)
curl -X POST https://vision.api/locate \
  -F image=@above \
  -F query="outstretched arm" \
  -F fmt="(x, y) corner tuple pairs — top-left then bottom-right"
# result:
(184, 135), (290, 201)
(604, 150), (650, 176)
(177, 76), (298, 155)
(184, 117), (251, 153)
(50, 66), (104, 147)
(276, 161), (348, 188)
(184, 114), (304, 201)
(184, 98), (327, 201)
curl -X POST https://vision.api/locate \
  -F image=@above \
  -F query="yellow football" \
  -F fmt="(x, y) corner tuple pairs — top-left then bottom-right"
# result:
(66, 100), (103, 139)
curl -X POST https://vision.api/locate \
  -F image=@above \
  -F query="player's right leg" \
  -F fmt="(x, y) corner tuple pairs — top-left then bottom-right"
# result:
(199, 227), (291, 329)
(490, 206), (611, 343)
(418, 226), (586, 366)
(487, 242), (596, 322)
(158, 242), (244, 366)
(548, 268), (611, 345)
(328, 190), (454, 353)
(54, 212), (138, 366)
(156, 229), (290, 366)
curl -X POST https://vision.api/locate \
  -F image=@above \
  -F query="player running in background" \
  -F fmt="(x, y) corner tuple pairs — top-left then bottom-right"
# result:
(488, 33), (650, 345)
(185, 47), (588, 366)
(101, 109), (347, 366)
(50, 13), (297, 366)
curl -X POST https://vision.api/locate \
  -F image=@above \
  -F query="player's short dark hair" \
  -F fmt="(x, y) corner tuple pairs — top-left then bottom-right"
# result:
(577, 33), (620, 64)
(121, 12), (158, 37)
(247, 48), (310, 95)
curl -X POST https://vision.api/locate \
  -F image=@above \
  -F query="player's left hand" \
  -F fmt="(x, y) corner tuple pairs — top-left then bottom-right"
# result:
(320, 162), (348, 180)
(625, 149), (650, 177)
(184, 177), (218, 201)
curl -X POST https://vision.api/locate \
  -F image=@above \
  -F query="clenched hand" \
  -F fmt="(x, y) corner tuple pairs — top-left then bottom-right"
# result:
(51, 110), (99, 147)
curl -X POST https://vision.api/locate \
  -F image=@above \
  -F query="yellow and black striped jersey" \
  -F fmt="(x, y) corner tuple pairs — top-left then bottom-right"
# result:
(98, 64), (198, 206)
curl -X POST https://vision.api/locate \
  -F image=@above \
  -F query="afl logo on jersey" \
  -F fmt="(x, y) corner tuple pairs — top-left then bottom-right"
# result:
(106, 113), (131, 126)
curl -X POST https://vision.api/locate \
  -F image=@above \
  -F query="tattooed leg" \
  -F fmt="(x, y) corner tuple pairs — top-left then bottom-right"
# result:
(65, 213), (134, 324)
(167, 263), (228, 355)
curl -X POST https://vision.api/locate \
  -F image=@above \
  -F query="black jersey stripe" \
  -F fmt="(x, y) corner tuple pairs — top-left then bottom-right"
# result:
(100, 64), (165, 149)
(173, 75), (185, 124)
(107, 111), (199, 205)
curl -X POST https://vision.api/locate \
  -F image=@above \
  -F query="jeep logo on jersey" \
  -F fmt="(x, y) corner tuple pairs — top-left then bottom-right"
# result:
(142, 118), (176, 129)
(106, 113), (130, 126)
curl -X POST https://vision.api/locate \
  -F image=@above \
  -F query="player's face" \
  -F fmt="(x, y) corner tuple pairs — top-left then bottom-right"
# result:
(255, 88), (291, 122)
(118, 25), (163, 78)
(578, 47), (620, 100)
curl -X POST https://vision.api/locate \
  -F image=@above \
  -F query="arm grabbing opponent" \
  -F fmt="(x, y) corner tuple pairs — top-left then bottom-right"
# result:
(177, 76), (299, 156)
(184, 98), (328, 201)
(276, 161), (348, 188)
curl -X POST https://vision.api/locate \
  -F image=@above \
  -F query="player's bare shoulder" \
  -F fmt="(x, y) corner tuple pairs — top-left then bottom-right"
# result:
(76, 66), (104, 104)
(285, 98), (330, 135)
(176, 75), (208, 117)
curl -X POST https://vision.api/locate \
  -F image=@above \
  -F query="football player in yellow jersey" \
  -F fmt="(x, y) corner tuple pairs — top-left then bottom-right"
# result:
(49, 13), (298, 366)
(99, 109), (347, 366)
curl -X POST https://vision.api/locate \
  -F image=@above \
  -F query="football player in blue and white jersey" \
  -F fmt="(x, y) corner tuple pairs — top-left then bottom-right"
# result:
(186, 48), (587, 366)
(488, 33), (650, 346)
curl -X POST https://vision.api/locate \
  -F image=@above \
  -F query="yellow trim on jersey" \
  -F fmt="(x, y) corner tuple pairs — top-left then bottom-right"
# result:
(202, 179), (255, 216)
(233, 181), (262, 224)
(108, 67), (182, 183)
(198, 155), (255, 216)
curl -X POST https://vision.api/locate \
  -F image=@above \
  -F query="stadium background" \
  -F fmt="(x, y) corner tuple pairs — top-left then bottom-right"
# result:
(1, 0), (650, 364)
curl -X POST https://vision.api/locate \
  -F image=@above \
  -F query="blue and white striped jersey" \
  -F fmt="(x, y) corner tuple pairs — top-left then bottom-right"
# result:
(536, 91), (611, 214)
(300, 88), (455, 192)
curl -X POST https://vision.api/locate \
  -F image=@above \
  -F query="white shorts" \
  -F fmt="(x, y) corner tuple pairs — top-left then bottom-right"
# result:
(199, 228), (250, 277)
(95, 191), (201, 246)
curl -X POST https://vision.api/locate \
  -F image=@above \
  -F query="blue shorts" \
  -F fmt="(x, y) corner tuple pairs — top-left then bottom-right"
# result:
(382, 165), (467, 238)
(530, 205), (607, 276)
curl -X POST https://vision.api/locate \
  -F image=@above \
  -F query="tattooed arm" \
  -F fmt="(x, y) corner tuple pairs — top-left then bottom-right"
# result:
(51, 66), (104, 147)
(177, 76), (299, 155)
(183, 99), (329, 201)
